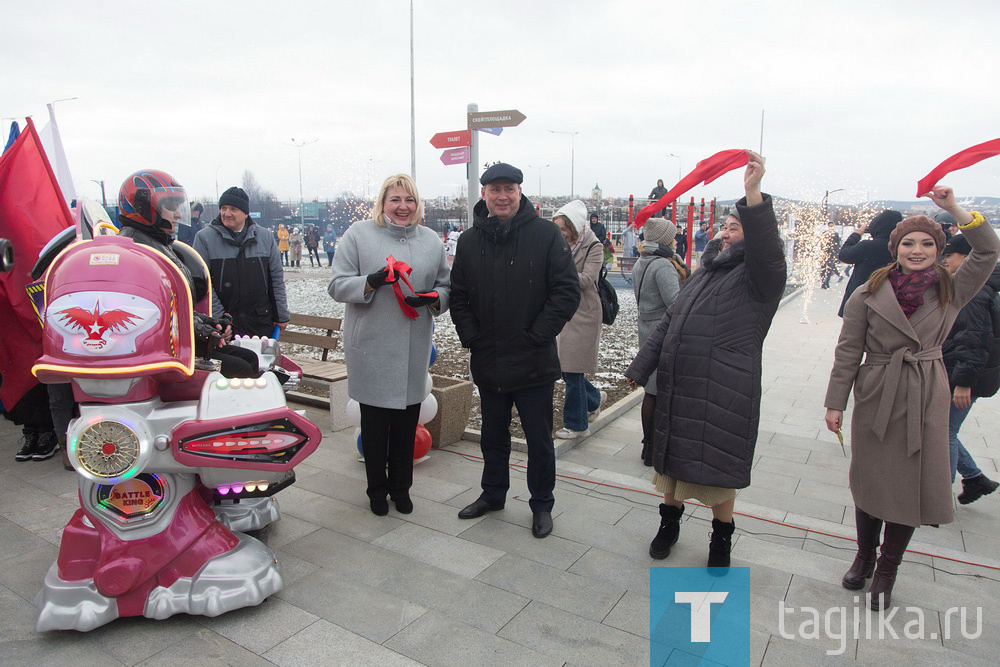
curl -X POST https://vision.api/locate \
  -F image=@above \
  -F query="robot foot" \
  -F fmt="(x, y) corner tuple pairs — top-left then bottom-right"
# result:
(35, 564), (119, 632)
(213, 496), (281, 532)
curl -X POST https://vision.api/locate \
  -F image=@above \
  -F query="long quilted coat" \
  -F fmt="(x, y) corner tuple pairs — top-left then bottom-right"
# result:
(626, 195), (786, 488)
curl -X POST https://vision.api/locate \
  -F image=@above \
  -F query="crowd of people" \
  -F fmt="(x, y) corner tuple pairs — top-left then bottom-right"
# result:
(4, 151), (999, 615)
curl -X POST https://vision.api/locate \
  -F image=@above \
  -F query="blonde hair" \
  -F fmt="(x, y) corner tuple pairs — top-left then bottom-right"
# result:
(867, 262), (953, 307)
(553, 215), (579, 244)
(372, 173), (424, 226)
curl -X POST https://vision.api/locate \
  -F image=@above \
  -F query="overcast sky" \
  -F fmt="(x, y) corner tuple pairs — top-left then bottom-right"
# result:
(4, 0), (999, 208)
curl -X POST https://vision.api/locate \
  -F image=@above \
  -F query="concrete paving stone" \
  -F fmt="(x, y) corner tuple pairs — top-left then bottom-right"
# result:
(765, 431), (836, 453)
(254, 512), (320, 551)
(263, 618), (419, 666)
(732, 535), (847, 584)
(385, 610), (560, 666)
(413, 468), (479, 503)
(938, 612), (1000, 663)
(792, 478), (855, 509)
(458, 516), (590, 570)
(961, 529), (1000, 560)
(779, 412), (830, 429)
(191, 596), (320, 654)
(929, 555), (1000, 602)
(293, 468), (370, 507)
(753, 455), (848, 487)
(574, 436), (628, 457)
(276, 569), (426, 643)
(555, 474), (600, 493)
(499, 600), (648, 667)
(283, 491), (405, 542)
(728, 512), (807, 551)
(549, 487), (631, 524)
(741, 468), (801, 495)
(77, 614), (206, 664)
(383, 494), (489, 536)
(372, 522), (504, 578)
(0, 543), (59, 603)
(477, 553), (626, 622)
(753, 441), (812, 465)
(757, 420), (821, 441)
(737, 485), (846, 524)
(135, 627), (276, 666)
(567, 546), (653, 596)
(0, 517), (56, 571)
(762, 633), (858, 665)
(374, 561), (529, 634)
(0, 637), (126, 667)
(279, 528), (412, 587)
(601, 590), (650, 639)
(555, 509), (657, 561)
(803, 449), (854, 472)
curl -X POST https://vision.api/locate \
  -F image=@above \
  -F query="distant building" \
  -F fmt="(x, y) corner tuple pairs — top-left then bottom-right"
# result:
(591, 183), (602, 199)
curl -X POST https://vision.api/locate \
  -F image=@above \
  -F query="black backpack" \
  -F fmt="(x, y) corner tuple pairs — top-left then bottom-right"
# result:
(586, 242), (619, 325)
(974, 292), (1000, 398)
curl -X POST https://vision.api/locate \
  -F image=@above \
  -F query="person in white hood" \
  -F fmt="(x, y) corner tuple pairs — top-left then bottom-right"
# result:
(552, 200), (607, 438)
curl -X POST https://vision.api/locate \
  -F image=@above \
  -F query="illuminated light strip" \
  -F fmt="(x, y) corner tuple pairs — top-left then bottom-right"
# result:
(32, 360), (192, 378)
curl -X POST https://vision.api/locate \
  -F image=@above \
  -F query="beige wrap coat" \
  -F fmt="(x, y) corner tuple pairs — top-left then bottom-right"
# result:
(825, 220), (1000, 527)
(556, 225), (603, 374)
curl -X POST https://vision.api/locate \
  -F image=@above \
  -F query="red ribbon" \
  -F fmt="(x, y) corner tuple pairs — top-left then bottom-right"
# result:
(635, 149), (749, 229)
(916, 138), (1000, 197)
(385, 255), (437, 320)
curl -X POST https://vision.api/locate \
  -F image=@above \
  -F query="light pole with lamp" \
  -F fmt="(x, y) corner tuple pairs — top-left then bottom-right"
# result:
(90, 179), (107, 208)
(215, 165), (223, 203)
(667, 153), (682, 182)
(823, 188), (845, 219)
(527, 164), (549, 198)
(548, 130), (578, 198)
(286, 138), (318, 227)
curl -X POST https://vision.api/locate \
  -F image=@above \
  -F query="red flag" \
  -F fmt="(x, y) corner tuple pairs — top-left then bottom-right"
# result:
(635, 149), (749, 228)
(916, 138), (1000, 198)
(0, 118), (74, 410)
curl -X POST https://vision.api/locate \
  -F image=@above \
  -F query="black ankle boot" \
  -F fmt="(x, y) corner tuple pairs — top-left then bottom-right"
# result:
(707, 518), (736, 570)
(842, 507), (882, 590)
(640, 439), (653, 467)
(958, 474), (999, 505)
(649, 503), (683, 559)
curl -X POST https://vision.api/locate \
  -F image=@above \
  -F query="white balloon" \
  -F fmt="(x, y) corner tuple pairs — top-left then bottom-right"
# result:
(345, 399), (362, 427)
(418, 392), (438, 425)
(424, 373), (433, 396)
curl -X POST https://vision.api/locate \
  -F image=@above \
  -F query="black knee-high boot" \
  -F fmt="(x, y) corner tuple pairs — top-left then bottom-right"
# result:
(843, 507), (883, 590)
(868, 521), (915, 610)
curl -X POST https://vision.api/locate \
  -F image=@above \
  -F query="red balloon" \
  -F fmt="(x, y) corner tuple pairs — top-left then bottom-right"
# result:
(413, 425), (432, 459)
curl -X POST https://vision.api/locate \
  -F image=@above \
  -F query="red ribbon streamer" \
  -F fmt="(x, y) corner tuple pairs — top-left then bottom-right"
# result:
(385, 255), (437, 320)
(916, 138), (1000, 198)
(635, 149), (749, 229)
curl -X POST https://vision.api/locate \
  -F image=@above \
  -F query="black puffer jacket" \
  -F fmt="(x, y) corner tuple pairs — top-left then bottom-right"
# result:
(943, 264), (1000, 398)
(836, 210), (901, 317)
(626, 195), (786, 488)
(450, 195), (580, 392)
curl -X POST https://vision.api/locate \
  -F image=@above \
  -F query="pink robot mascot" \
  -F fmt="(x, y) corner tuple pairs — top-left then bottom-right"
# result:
(32, 228), (320, 632)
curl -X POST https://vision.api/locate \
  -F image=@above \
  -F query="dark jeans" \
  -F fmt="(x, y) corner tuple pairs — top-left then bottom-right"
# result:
(326, 251), (335, 266)
(307, 247), (321, 265)
(478, 382), (556, 512)
(360, 403), (420, 500)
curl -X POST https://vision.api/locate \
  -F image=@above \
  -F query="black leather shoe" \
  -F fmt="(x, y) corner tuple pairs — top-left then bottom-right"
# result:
(458, 498), (503, 519)
(532, 511), (553, 538)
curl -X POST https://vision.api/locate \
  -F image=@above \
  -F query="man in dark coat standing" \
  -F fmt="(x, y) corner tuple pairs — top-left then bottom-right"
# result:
(450, 163), (580, 538)
(626, 151), (786, 568)
(836, 209), (902, 316)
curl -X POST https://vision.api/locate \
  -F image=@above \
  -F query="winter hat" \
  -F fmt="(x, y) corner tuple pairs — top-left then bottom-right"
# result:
(943, 233), (972, 256)
(643, 217), (678, 246)
(553, 200), (589, 234)
(480, 163), (523, 185)
(219, 186), (250, 215)
(888, 215), (947, 259)
(934, 210), (957, 229)
(869, 209), (903, 239)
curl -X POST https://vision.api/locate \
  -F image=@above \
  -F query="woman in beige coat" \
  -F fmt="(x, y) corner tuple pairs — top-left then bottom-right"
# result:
(553, 200), (606, 438)
(825, 186), (1000, 610)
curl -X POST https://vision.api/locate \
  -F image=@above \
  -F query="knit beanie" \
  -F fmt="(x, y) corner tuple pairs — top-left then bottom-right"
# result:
(219, 187), (250, 215)
(643, 217), (678, 246)
(553, 199), (589, 234)
(888, 215), (947, 259)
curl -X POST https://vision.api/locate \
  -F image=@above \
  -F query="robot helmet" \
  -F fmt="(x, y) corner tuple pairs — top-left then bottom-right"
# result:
(118, 169), (191, 230)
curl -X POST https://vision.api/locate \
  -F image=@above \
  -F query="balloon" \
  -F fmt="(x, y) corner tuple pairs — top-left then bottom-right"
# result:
(418, 393), (438, 425)
(413, 425), (432, 459)
(424, 373), (433, 396)
(429, 344), (437, 367)
(345, 399), (361, 428)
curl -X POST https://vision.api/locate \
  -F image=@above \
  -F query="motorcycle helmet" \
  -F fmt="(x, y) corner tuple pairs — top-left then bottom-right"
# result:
(118, 169), (191, 230)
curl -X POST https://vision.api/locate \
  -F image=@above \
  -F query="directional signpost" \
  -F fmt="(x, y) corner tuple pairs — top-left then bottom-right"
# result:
(466, 109), (526, 130)
(440, 147), (470, 165)
(430, 130), (472, 150)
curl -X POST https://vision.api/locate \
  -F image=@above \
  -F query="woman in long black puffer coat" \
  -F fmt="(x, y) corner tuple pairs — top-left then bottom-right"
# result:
(836, 209), (902, 316)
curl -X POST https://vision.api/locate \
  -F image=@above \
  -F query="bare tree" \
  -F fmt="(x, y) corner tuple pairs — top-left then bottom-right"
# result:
(240, 170), (289, 226)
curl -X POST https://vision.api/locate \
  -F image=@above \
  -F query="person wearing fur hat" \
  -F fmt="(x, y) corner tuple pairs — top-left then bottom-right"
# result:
(632, 216), (689, 465)
(626, 151), (785, 570)
(552, 200), (606, 439)
(289, 226), (303, 268)
(837, 209), (903, 317)
(825, 186), (1000, 610)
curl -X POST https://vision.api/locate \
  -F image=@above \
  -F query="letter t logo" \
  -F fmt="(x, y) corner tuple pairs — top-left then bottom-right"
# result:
(675, 591), (729, 642)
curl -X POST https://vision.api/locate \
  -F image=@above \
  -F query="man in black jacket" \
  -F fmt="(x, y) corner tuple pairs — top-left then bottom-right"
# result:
(836, 209), (901, 316)
(450, 163), (580, 538)
(942, 234), (1000, 505)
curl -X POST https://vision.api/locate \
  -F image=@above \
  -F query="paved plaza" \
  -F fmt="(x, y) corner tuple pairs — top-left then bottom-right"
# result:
(1, 285), (998, 665)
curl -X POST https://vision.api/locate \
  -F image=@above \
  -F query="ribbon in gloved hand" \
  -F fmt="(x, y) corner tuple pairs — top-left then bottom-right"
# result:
(385, 255), (438, 319)
(916, 137), (1000, 197)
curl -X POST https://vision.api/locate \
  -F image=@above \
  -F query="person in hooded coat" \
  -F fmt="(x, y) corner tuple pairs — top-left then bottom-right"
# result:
(626, 151), (785, 569)
(825, 187), (1000, 610)
(552, 200), (606, 439)
(837, 209), (902, 316)
(277, 224), (290, 266)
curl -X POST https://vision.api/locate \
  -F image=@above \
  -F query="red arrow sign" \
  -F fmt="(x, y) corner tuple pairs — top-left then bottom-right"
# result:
(440, 147), (470, 166)
(430, 130), (472, 149)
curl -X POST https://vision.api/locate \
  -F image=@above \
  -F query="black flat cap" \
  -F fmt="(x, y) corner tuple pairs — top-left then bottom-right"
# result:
(480, 163), (523, 185)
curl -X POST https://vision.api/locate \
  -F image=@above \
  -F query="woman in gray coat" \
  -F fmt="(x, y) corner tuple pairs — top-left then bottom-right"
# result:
(632, 217), (689, 465)
(825, 186), (999, 610)
(553, 200), (605, 439)
(329, 174), (450, 516)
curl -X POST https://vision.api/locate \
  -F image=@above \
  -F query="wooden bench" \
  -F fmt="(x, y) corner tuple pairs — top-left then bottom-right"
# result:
(280, 313), (347, 384)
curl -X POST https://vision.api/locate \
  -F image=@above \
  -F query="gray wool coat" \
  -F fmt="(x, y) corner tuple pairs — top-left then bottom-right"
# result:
(825, 219), (1000, 527)
(557, 226), (604, 374)
(329, 219), (451, 409)
(633, 252), (683, 395)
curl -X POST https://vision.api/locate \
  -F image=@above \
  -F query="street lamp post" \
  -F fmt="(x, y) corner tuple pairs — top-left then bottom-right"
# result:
(287, 138), (318, 227)
(667, 153), (682, 182)
(823, 188), (845, 218)
(548, 130), (578, 198)
(90, 179), (107, 208)
(527, 164), (550, 198)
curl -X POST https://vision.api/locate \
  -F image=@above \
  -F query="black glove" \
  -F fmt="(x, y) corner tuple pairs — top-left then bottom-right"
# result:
(367, 267), (398, 290)
(404, 291), (439, 307)
(193, 312), (223, 356)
